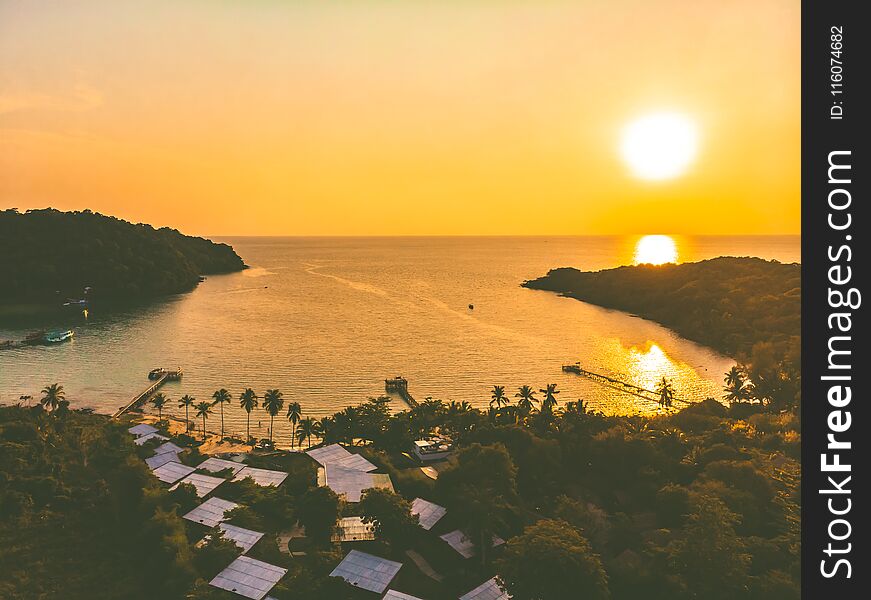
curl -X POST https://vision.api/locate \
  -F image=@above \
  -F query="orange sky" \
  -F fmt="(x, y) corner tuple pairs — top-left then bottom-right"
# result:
(0, 0), (799, 236)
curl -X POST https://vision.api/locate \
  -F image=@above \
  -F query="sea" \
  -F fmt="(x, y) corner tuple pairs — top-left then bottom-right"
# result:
(0, 235), (799, 443)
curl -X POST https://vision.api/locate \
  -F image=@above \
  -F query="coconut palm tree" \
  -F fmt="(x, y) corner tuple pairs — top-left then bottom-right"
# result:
(178, 395), (195, 432)
(40, 383), (65, 412)
(656, 377), (675, 408)
(150, 392), (168, 421)
(195, 401), (212, 441)
(297, 417), (317, 449)
(286, 401), (302, 449)
(262, 389), (284, 442)
(515, 385), (538, 421)
(211, 388), (232, 441)
(723, 366), (749, 405)
(490, 385), (509, 411)
(539, 383), (560, 414)
(239, 388), (259, 444)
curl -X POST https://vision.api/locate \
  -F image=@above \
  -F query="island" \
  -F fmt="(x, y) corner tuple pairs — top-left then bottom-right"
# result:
(0, 208), (246, 307)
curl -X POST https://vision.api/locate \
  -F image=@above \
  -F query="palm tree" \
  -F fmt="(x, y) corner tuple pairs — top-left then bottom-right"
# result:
(539, 383), (560, 414)
(150, 392), (168, 421)
(297, 417), (317, 449)
(286, 401), (302, 449)
(723, 366), (748, 405)
(195, 401), (212, 441)
(178, 395), (195, 432)
(262, 389), (284, 442)
(515, 385), (538, 421)
(211, 388), (232, 441)
(656, 377), (675, 408)
(490, 385), (509, 411)
(239, 388), (259, 443)
(40, 383), (65, 412)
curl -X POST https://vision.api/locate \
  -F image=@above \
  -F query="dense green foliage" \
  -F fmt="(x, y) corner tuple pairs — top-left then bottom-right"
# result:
(1, 379), (800, 599)
(523, 257), (800, 366)
(0, 208), (245, 303)
(0, 405), (199, 598)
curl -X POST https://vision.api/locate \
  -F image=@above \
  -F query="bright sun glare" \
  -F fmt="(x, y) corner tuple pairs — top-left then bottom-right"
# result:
(620, 113), (698, 181)
(634, 235), (678, 265)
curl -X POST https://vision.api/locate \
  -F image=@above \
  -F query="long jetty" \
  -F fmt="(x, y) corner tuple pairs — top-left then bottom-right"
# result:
(112, 368), (183, 419)
(385, 376), (418, 408)
(561, 363), (688, 406)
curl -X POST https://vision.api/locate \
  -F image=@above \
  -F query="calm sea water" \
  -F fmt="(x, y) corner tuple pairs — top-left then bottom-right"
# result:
(0, 236), (799, 443)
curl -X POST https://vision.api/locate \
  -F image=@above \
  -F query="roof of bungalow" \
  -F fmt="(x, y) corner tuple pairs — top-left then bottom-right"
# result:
(183, 497), (239, 528)
(146, 451), (180, 470)
(204, 523), (264, 554)
(128, 423), (158, 437)
(153, 441), (185, 455)
(198, 457), (247, 475)
(152, 461), (196, 484)
(459, 577), (511, 600)
(383, 591), (425, 600)
(233, 466), (288, 487)
(411, 498), (447, 531)
(171, 472), (226, 497)
(331, 516), (376, 543)
(322, 464), (393, 503)
(439, 529), (505, 559)
(134, 431), (168, 446)
(210, 556), (287, 600)
(306, 443), (353, 466)
(329, 550), (402, 594)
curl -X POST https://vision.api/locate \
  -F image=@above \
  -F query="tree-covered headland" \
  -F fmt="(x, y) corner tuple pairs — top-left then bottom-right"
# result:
(524, 257), (801, 411)
(0, 208), (245, 305)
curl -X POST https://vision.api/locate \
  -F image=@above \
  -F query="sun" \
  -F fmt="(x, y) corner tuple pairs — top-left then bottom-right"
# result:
(620, 113), (698, 181)
(634, 235), (678, 265)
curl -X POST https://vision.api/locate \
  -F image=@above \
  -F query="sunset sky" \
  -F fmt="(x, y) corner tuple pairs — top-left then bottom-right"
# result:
(0, 0), (799, 236)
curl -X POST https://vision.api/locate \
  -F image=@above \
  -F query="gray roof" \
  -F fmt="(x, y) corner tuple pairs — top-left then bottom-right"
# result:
(134, 431), (168, 446)
(459, 577), (510, 600)
(333, 453), (378, 472)
(306, 443), (352, 466)
(323, 464), (393, 503)
(128, 423), (158, 437)
(146, 451), (180, 470)
(183, 497), (239, 528)
(171, 472), (226, 497)
(153, 441), (185, 455)
(440, 530), (505, 559)
(198, 457), (247, 475)
(211, 523), (264, 554)
(210, 556), (287, 600)
(383, 591), (425, 600)
(329, 550), (402, 594)
(152, 461), (196, 484)
(233, 466), (288, 487)
(331, 516), (376, 543)
(411, 498), (447, 531)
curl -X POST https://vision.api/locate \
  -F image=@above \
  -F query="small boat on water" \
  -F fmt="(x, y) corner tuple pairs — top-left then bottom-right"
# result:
(562, 362), (582, 374)
(44, 329), (74, 344)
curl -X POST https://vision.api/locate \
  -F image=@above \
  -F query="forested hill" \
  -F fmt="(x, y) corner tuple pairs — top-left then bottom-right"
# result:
(523, 257), (800, 364)
(0, 208), (246, 303)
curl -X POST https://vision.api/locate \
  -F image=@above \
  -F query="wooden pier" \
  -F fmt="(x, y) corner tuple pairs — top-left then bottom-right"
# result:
(112, 368), (183, 419)
(385, 376), (418, 408)
(561, 363), (688, 406)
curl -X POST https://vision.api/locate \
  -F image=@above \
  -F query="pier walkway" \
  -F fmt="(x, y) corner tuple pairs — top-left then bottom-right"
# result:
(385, 376), (418, 408)
(562, 363), (690, 406)
(112, 368), (183, 419)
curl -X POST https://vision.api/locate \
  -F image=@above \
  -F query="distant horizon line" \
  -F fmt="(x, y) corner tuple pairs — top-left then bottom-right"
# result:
(206, 233), (801, 238)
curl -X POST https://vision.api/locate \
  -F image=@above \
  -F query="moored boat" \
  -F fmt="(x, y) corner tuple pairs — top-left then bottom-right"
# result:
(44, 329), (74, 343)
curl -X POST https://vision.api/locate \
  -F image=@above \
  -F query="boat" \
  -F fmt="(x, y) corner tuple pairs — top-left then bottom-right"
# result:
(468, 304), (474, 310)
(44, 329), (74, 344)
(562, 362), (582, 374)
(62, 298), (88, 307)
